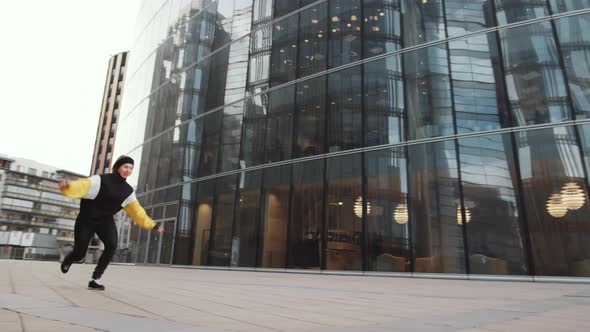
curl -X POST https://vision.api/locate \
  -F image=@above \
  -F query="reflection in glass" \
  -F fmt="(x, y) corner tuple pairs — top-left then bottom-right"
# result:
(550, 0), (590, 13)
(449, 32), (510, 132)
(233, 170), (263, 267)
(198, 112), (223, 176)
(270, 14), (298, 86)
(288, 160), (324, 269)
(364, 56), (404, 146)
(555, 14), (590, 118)
(294, 76), (325, 158)
(327, 67), (363, 152)
(298, 2), (328, 77)
(499, 21), (571, 126)
(173, 183), (198, 264)
(365, 148), (410, 272)
(192, 180), (215, 265)
(326, 154), (363, 271)
(409, 140), (465, 273)
(404, 44), (454, 140)
(458, 134), (528, 275)
(265, 85), (295, 162)
(362, 0), (401, 58)
(219, 103), (244, 172)
(516, 126), (590, 276)
(260, 165), (291, 268)
(495, 0), (550, 25)
(209, 174), (238, 266)
(402, 0), (445, 47)
(328, 0), (361, 68)
(241, 94), (268, 167)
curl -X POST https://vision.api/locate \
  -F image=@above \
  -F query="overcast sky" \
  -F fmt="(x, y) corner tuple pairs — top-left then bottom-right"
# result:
(0, 0), (141, 175)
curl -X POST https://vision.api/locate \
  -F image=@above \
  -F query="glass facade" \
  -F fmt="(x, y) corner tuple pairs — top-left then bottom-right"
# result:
(114, 0), (590, 277)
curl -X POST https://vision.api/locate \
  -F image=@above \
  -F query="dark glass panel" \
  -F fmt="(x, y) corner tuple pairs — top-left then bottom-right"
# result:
(260, 165), (291, 268)
(449, 31), (511, 133)
(404, 44), (454, 140)
(173, 182), (199, 265)
(233, 170), (263, 267)
(265, 85), (295, 163)
(458, 134), (528, 275)
(516, 126), (590, 276)
(298, 2), (328, 77)
(274, 0), (299, 18)
(495, 0), (550, 25)
(445, 0), (495, 37)
(328, 0), (361, 68)
(288, 159), (324, 269)
(578, 124), (590, 181)
(499, 21), (571, 126)
(364, 55), (404, 147)
(219, 103), (244, 172)
(198, 112), (223, 176)
(362, 0), (402, 58)
(327, 66), (363, 152)
(192, 179), (216, 265)
(550, 0), (590, 12)
(270, 14), (298, 87)
(409, 140), (465, 273)
(365, 148), (411, 272)
(209, 174), (239, 266)
(241, 94), (269, 167)
(294, 76), (326, 158)
(205, 47), (231, 111)
(211, 0), (235, 51)
(326, 154), (363, 271)
(402, 0), (446, 47)
(555, 14), (590, 119)
(159, 218), (176, 264)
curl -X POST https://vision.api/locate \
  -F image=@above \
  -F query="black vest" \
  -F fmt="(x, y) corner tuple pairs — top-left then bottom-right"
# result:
(79, 173), (133, 220)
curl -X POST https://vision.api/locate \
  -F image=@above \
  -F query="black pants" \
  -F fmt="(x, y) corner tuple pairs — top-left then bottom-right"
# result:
(64, 216), (118, 280)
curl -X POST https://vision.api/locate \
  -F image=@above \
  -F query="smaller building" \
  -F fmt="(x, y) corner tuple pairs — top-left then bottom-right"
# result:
(0, 155), (83, 260)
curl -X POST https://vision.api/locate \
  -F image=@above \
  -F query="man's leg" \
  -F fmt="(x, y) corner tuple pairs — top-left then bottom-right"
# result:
(92, 220), (118, 280)
(62, 218), (94, 273)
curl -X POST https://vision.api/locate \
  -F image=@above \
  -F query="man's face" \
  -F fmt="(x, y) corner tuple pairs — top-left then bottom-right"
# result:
(117, 163), (134, 179)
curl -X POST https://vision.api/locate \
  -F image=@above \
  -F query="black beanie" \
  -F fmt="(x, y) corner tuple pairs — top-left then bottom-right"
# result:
(112, 155), (134, 173)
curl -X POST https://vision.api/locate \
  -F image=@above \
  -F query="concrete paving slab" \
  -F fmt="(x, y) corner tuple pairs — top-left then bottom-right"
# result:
(2, 260), (590, 331)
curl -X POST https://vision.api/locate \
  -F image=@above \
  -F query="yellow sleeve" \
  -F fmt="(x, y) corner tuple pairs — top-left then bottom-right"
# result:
(60, 178), (91, 199)
(123, 200), (156, 230)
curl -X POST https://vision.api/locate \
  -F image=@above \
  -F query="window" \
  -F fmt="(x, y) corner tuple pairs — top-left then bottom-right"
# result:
(28, 168), (37, 175)
(42, 171), (49, 178)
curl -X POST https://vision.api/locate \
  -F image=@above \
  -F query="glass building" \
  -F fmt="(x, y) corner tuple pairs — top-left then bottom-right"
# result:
(113, 0), (590, 277)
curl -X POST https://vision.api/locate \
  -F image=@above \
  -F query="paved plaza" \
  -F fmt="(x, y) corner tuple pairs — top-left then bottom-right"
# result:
(1, 260), (590, 331)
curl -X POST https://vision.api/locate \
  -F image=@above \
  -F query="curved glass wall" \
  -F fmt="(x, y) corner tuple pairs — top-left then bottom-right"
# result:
(114, 0), (590, 277)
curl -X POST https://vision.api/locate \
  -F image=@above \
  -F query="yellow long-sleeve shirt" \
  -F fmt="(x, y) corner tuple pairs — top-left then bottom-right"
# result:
(60, 174), (156, 230)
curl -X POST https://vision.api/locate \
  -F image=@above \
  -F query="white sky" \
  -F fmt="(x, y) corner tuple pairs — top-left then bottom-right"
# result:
(0, 0), (141, 175)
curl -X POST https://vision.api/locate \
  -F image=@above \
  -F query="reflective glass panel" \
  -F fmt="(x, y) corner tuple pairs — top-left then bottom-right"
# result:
(326, 154), (363, 271)
(555, 14), (590, 118)
(365, 147), (410, 272)
(499, 21), (572, 126)
(364, 56), (404, 146)
(260, 165), (291, 268)
(294, 76), (326, 158)
(409, 140), (465, 273)
(209, 174), (238, 266)
(233, 170), (263, 267)
(458, 134), (529, 275)
(327, 66), (363, 152)
(516, 126), (590, 276)
(288, 159), (324, 269)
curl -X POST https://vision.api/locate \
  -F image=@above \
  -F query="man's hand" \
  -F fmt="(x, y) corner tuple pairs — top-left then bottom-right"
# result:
(58, 180), (69, 190)
(153, 223), (164, 233)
